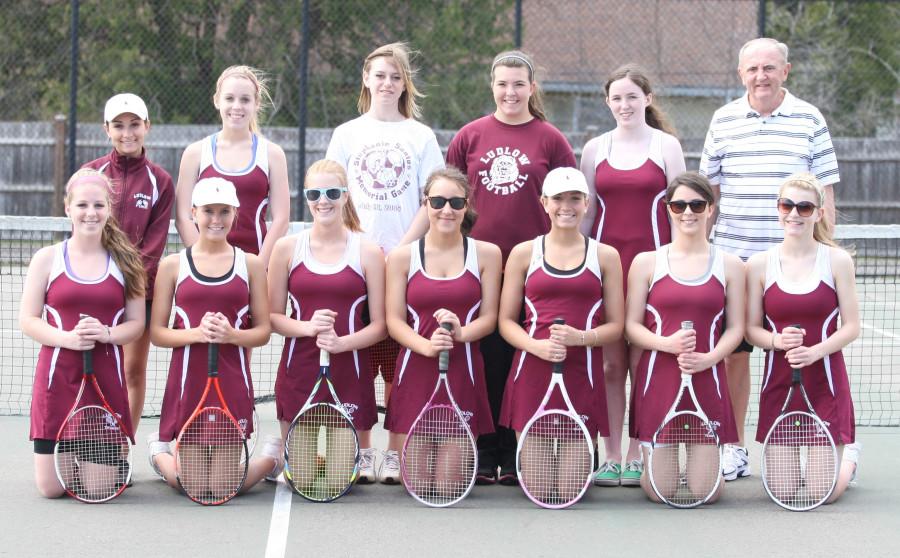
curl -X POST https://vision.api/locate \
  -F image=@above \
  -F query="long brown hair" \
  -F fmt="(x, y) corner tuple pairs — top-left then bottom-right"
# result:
(423, 167), (478, 236)
(491, 50), (547, 121)
(214, 65), (272, 134)
(605, 64), (676, 136)
(306, 160), (362, 233)
(357, 43), (424, 119)
(65, 169), (146, 299)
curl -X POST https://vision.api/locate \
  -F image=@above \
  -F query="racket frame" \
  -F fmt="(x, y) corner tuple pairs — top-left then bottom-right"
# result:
(647, 372), (723, 508)
(284, 348), (360, 502)
(174, 343), (250, 505)
(54, 349), (134, 503)
(400, 322), (478, 508)
(516, 318), (595, 510)
(761, 359), (838, 511)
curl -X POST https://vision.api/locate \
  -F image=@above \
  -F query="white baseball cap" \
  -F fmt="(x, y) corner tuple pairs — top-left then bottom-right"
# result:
(104, 93), (149, 122)
(192, 177), (240, 207)
(542, 167), (589, 197)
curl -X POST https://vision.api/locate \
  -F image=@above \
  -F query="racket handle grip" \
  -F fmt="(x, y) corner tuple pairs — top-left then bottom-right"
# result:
(552, 317), (565, 374)
(439, 322), (452, 372)
(790, 324), (803, 381)
(681, 321), (693, 331)
(208, 343), (219, 377)
(83, 350), (93, 376)
(320, 348), (330, 367)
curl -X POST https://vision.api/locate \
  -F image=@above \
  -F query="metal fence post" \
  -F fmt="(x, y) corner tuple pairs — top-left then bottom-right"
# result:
(515, 0), (523, 48)
(67, 0), (79, 178)
(758, 0), (767, 37)
(53, 115), (67, 216)
(296, 0), (310, 222)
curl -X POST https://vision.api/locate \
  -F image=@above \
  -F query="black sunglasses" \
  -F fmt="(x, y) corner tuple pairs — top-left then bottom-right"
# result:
(426, 196), (467, 210)
(777, 197), (817, 217)
(667, 199), (709, 214)
(305, 187), (346, 202)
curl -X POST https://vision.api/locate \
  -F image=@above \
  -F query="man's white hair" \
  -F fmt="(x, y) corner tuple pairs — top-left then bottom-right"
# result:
(738, 38), (789, 65)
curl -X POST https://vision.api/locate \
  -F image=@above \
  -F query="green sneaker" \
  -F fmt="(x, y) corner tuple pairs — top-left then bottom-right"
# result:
(593, 461), (622, 486)
(620, 459), (643, 487)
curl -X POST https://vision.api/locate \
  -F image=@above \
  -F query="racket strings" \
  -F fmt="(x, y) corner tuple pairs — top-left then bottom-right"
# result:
(519, 413), (592, 507)
(650, 413), (720, 507)
(403, 406), (476, 506)
(763, 413), (837, 510)
(55, 406), (131, 502)
(285, 404), (358, 502)
(177, 407), (248, 505)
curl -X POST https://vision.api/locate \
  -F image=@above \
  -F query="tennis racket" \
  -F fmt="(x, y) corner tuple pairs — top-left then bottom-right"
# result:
(516, 318), (594, 509)
(401, 322), (477, 507)
(284, 348), (360, 502)
(174, 344), (249, 505)
(648, 321), (723, 508)
(54, 349), (133, 503)
(761, 325), (838, 511)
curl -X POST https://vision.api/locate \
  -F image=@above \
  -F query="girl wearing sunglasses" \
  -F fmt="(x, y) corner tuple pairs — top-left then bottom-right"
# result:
(175, 66), (290, 268)
(326, 43), (445, 426)
(268, 160), (386, 484)
(626, 172), (744, 503)
(383, 167), (501, 484)
(579, 65), (686, 487)
(745, 173), (860, 502)
(445, 50), (576, 485)
(499, 168), (624, 459)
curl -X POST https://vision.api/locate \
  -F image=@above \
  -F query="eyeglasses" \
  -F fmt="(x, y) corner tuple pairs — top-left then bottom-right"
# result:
(426, 196), (467, 210)
(667, 199), (709, 214)
(777, 197), (817, 217)
(304, 187), (346, 202)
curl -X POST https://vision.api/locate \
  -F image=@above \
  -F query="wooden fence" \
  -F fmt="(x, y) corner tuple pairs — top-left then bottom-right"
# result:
(1, 121), (897, 224)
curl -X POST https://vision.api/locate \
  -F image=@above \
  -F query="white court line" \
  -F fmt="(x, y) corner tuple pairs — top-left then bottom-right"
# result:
(862, 322), (900, 342)
(264, 476), (294, 558)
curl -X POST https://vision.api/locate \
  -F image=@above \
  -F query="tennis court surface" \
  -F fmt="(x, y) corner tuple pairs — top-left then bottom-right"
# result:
(2, 217), (898, 557)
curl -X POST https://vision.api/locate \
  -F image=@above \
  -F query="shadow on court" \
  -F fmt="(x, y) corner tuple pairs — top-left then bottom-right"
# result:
(2, 404), (898, 558)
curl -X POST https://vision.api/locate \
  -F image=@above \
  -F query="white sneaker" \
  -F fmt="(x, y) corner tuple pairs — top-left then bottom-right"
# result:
(378, 449), (401, 484)
(261, 435), (285, 481)
(722, 445), (750, 481)
(844, 442), (862, 485)
(358, 447), (378, 484)
(146, 433), (171, 480)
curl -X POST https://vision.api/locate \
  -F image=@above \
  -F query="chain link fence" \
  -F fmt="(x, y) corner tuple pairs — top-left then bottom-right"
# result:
(0, 0), (898, 214)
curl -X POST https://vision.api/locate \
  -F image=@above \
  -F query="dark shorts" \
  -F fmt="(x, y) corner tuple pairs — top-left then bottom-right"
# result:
(35, 438), (128, 466)
(733, 338), (754, 354)
(145, 299), (153, 328)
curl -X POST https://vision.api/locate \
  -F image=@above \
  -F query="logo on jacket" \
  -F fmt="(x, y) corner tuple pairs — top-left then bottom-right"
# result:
(134, 192), (151, 210)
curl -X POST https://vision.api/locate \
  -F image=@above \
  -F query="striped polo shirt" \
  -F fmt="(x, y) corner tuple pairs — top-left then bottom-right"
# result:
(699, 90), (839, 261)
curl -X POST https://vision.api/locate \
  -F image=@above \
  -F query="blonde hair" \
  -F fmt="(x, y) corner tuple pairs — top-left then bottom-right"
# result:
(779, 172), (838, 248)
(358, 43), (423, 119)
(64, 169), (146, 299)
(214, 65), (272, 134)
(306, 160), (362, 233)
(490, 50), (547, 121)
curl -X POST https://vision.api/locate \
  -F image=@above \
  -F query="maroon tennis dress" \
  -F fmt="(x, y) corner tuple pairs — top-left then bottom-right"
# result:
(157, 247), (256, 441)
(755, 244), (855, 445)
(631, 245), (738, 444)
(30, 241), (133, 441)
(384, 238), (493, 436)
(274, 230), (376, 430)
(499, 236), (609, 437)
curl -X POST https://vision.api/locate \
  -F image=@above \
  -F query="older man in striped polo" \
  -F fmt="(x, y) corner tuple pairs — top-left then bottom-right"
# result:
(699, 37), (840, 481)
